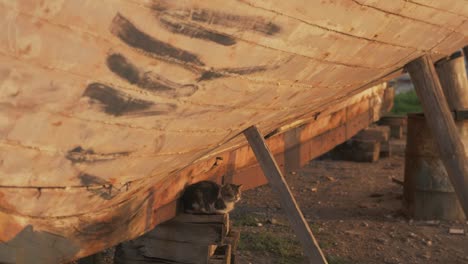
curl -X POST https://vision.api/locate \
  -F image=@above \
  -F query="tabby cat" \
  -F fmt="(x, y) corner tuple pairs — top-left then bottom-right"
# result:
(181, 181), (242, 214)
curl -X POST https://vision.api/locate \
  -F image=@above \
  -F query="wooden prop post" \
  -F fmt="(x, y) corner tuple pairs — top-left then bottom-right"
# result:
(406, 55), (468, 218)
(463, 46), (468, 61)
(243, 126), (328, 264)
(435, 52), (468, 110)
(77, 253), (105, 264)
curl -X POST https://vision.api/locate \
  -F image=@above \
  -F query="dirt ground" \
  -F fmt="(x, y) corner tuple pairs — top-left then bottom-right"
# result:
(77, 141), (467, 264)
(231, 144), (468, 264)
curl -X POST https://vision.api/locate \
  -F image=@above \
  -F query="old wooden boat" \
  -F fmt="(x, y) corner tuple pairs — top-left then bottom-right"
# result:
(0, 0), (467, 262)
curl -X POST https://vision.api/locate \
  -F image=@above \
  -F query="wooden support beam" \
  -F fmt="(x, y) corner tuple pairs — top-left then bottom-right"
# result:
(114, 214), (229, 264)
(354, 126), (390, 142)
(406, 55), (468, 218)
(378, 117), (407, 139)
(243, 126), (328, 264)
(77, 253), (105, 264)
(463, 46), (468, 61)
(330, 139), (381, 162)
(435, 51), (468, 110)
(208, 245), (232, 264)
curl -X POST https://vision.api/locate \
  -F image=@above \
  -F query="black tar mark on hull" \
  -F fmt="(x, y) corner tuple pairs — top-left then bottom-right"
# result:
(110, 13), (205, 66)
(159, 16), (236, 46)
(154, 5), (281, 36)
(83, 83), (176, 116)
(198, 65), (269, 81)
(79, 173), (118, 200)
(191, 9), (281, 36)
(106, 53), (198, 97)
(79, 173), (109, 186)
(66, 146), (130, 163)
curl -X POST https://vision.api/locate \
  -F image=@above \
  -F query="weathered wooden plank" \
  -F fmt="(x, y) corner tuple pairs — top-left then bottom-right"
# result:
(380, 140), (392, 158)
(378, 116), (407, 139)
(225, 230), (240, 253)
(0, 83), (388, 208)
(435, 51), (468, 110)
(0, 0), (419, 70)
(0, 37), (286, 113)
(208, 245), (232, 264)
(330, 139), (381, 163)
(0, 0), (387, 94)
(171, 213), (229, 226)
(406, 54), (468, 217)
(409, 0), (468, 18)
(77, 252), (106, 264)
(145, 213), (229, 245)
(243, 126), (328, 264)
(114, 214), (228, 263)
(115, 239), (217, 264)
(359, 0), (466, 29)
(354, 126), (390, 142)
(0, 107), (232, 160)
(0, 82), (392, 261)
(229, 86), (389, 189)
(224, 231), (239, 263)
(240, 0), (461, 51)
(0, 188), (155, 263)
(0, 143), (196, 187)
(137, 221), (225, 245)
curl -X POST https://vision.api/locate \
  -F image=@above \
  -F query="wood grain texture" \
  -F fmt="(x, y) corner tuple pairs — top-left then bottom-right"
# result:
(435, 52), (468, 110)
(406, 55), (468, 218)
(115, 214), (228, 264)
(243, 126), (328, 264)
(0, 0), (466, 261)
(0, 83), (390, 261)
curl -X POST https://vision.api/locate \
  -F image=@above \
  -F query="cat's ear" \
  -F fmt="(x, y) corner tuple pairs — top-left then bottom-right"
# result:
(236, 184), (243, 190)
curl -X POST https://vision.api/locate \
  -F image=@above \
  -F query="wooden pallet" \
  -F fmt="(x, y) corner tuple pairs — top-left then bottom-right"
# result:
(328, 125), (394, 162)
(354, 126), (391, 158)
(378, 116), (408, 139)
(114, 214), (239, 264)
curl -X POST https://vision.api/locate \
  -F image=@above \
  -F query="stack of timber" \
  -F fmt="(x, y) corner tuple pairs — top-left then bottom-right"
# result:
(328, 125), (391, 162)
(378, 116), (408, 139)
(355, 126), (392, 158)
(115, 214), (239, 264)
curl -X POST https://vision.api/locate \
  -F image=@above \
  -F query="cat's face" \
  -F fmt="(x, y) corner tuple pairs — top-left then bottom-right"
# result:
(221, 184), (243, 202)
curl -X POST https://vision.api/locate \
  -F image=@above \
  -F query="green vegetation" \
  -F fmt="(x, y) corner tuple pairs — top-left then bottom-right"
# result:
(238, 229), (351, 264)
(309, 222), (321, 233)
(238, 232), (304, 264)
(233, 214), (261, 227)
(326, 255), (353, 264)
(390, 90), (422, 116)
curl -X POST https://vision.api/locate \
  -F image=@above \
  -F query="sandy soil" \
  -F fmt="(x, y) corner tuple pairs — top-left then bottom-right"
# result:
(231, 153), (468, 264)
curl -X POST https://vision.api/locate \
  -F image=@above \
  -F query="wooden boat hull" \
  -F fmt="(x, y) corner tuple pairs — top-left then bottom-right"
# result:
(0, 0), (466, 261)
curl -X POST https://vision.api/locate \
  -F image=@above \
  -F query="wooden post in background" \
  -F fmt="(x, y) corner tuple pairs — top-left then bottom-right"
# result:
(463, 46), (468, 62)
(243, 126), (328, 264)
(77, 253), (105, 264)
(435, 51), (468, 110)
(406, 55), (468, 218)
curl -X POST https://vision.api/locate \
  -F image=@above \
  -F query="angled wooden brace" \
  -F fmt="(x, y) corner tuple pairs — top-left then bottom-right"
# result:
(406, 55), (468, 218)
(243, 126), (328, 264)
